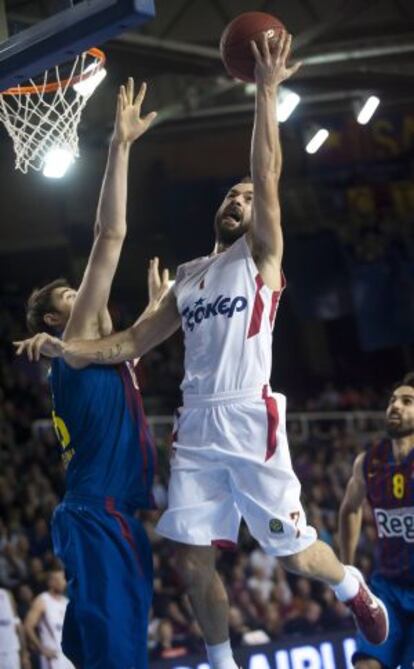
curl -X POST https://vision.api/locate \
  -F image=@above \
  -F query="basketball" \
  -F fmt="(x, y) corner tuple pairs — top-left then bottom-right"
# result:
(220, 12), (286, 83)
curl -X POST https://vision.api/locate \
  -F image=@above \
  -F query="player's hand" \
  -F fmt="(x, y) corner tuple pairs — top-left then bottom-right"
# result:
(13, 333), (65, 362)
(21, 652), (32, 669)
(147, 257), (170, 307)
(251, 30), (301, 88)
(113, 78), (158, 144)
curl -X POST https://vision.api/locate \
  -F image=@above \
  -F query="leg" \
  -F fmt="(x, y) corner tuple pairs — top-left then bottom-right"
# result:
(61, 601), (84, 668)
(175, 543), (238, 669)
(278, 538), (345, 585)
(54, 504), (152, 669)
(278, 541), (388, 645)
(232, 459), (388, 646)
(225, 394), (388, 647)
(155, 412), (242, 669)
(51, 507), (85, 668)
(175, 543), (229, 644)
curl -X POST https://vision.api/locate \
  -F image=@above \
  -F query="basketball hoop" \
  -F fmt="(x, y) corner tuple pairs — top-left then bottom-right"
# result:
(0, 48), (106, 175)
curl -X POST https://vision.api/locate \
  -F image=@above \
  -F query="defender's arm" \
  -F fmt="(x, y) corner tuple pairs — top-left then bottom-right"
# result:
(338, 452), (367, 565)
(64, 79), (157, 341)
(249, 32), (300, 290)
(64, 288), (180, 367)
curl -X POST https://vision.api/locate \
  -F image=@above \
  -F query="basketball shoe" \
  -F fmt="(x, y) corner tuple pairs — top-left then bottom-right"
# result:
(344, 566), (389, 645)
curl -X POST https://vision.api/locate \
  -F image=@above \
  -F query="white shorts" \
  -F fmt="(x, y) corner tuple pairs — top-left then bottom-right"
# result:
(156, 386), (317, 556)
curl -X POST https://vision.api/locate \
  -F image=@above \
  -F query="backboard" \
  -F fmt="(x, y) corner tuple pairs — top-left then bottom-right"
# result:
(0, 0), (155, 92)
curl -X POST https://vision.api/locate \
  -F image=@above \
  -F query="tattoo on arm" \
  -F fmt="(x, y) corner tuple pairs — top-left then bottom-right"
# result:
(94, 344), (123, 362)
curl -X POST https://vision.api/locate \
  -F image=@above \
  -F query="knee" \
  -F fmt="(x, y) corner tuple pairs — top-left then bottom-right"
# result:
(279, 541), (337, 578)
(175, 549), (198, 587)
(354, 660), (382, 669)
(175, 545), (215, 590)
(279, 550), (311, 576)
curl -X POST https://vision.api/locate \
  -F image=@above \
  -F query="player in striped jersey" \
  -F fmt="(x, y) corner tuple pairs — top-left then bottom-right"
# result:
(339, 373), (414, 668)
(24, 568), (74, 669)
(13, 79), (163, 669)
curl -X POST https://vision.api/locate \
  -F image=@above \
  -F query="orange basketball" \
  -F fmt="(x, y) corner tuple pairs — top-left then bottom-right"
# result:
(220, 11), (285, 83)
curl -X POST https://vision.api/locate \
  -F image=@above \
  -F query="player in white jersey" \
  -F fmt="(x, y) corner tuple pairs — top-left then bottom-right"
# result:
(0, 588), (30, 669)
(24, 569), (74, 669)
(15, 31), (389, 669)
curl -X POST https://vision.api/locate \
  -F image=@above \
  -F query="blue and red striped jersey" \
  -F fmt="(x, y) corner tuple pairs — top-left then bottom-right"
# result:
(363, 439), (414, 585)
(49, 358), (156, 510)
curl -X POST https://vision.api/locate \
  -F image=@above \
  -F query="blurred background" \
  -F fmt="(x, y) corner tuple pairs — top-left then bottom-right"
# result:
(1, 0), (414, 666)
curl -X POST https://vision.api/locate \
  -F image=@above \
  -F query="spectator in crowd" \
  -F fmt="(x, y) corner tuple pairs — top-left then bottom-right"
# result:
(15, 583), (35, 621)
(284, 600), (324, 636)
(24, 568), (74, 668)
(0, 586), (31, 669)
(150, 619), (188, 660)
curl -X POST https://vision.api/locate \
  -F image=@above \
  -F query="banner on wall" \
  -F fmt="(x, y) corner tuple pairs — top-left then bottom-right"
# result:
(151, 632), (356, 669)
(284, 231), (352, 320)
(350, 258), (414, 350)
(301, 112), (414, 166)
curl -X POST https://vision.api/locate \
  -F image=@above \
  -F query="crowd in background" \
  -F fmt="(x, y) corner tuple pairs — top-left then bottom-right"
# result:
(0, 306), (386, 663)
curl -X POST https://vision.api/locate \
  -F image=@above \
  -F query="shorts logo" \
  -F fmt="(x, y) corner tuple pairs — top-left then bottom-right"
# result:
(269, 518), (284, 534)
(182, 295), (248, 332)
(374, 506), (414, 542)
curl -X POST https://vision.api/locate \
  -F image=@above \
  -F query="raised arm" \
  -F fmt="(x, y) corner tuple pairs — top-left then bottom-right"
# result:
(64, 78), (157, 341)
(249, 31), (301, 290)
(338, 453), (367, 565)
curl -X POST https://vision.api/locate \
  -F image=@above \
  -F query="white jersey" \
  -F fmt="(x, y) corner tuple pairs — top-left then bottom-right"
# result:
(38, 593), (73, 669)
(0, 588), (19, 654)
(174, 234), (284, 396)
(158, 237), (317, 556)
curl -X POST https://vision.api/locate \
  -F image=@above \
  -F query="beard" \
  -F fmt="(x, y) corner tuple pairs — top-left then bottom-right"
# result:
(214, 213), (249, 246)
(385, 418), (414, 439)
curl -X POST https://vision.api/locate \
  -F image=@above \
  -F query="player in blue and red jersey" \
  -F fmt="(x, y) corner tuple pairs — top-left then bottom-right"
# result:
(15, 79), (166, 669)
(339, 373), (414, 669)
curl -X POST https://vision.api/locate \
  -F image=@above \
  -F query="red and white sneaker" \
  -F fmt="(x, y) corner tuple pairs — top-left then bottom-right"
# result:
(344, 566), (389, 645)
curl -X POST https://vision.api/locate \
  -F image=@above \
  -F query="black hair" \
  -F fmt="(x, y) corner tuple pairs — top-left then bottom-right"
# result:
(392, 372), (414, 393)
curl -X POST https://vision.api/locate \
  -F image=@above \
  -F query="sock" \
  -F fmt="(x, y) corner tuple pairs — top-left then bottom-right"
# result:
(331, 565), (360, 601)
(205, 640), (238, 669)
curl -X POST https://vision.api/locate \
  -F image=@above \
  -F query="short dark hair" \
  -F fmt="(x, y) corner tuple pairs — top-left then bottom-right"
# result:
(392, 372), (414, 393)
(46, 566), (65, 586)
(26, 278), (70, 335)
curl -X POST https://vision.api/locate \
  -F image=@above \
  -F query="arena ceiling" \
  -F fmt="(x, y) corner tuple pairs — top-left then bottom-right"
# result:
(3, 0), (414, 133)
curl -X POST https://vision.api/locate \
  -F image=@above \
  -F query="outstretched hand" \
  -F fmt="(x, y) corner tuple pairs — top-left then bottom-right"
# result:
(13, 333), (65, 362)
(251, 30), (302, 88)
(113, 78), (158, 144)
(147, 257), (170, 307)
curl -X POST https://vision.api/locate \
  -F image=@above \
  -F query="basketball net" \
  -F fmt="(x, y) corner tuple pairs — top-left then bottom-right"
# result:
(0, 48), (106, 174)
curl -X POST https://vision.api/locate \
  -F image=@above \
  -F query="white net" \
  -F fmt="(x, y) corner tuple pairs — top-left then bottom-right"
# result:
(0, 50), (105, 174)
